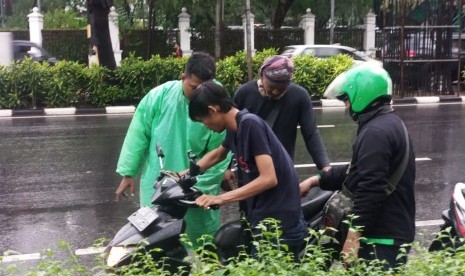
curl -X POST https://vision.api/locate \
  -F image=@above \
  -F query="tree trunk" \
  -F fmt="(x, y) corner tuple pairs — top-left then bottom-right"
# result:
(272, 0), (294, 29)
(88, 0), (116, 70)
(147, 0), (155, 58)
(215, 0), (223, 59)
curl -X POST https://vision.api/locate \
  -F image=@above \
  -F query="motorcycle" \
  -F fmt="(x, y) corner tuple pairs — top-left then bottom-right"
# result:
(429, 182), (465, 251)
(104, 145), (333, 271)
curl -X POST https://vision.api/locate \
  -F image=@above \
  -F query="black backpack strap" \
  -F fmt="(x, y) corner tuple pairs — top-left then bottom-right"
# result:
(264, 100), (282, 128)
(385, 121), (410, 195)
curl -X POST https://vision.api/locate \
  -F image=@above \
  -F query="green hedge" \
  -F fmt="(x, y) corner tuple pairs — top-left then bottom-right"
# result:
(0, 50), (353, 109)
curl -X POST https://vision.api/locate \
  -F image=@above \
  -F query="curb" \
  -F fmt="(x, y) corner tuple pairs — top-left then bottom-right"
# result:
(0, 97), (463, 117)
(0, 106), (136, 117)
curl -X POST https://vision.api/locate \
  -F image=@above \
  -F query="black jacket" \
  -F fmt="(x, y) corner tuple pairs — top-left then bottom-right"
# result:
(233, 80), (330, 169)
(320, 106), (416, 244)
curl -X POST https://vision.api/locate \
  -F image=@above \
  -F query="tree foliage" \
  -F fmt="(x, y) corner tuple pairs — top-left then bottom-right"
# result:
(3, 0), (376, 30)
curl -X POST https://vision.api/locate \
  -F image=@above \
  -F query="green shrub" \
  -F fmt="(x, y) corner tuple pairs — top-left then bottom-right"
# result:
(0, 59), (52, 109)
(293, 54), (353, 99)
(44, 9), (87, 29)
(216, 56), (244, 95)
(86, 65), (116, 107)
(0, 50), (355, 109)
(46, 61), (87, 107)
(114, 54), (151, 103)
(4, 226), (465, 275)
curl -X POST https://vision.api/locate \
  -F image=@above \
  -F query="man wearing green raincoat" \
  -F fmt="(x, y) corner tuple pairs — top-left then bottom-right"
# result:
(115, 52), (230, 248)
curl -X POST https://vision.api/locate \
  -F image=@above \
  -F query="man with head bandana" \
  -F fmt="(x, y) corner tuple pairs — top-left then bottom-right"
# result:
(228, 55), (330, 191)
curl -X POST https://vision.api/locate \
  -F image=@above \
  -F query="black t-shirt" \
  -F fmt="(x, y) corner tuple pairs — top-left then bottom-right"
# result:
(233, 80), (330, 170)
(222, 110), (302, 230)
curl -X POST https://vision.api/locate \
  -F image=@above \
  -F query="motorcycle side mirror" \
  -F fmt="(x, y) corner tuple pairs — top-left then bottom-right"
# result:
(188, 151), (201, 177)
(156, 144), (165, 170)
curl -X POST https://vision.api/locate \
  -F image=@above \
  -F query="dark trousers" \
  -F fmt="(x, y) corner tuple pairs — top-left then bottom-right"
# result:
(321, 242), (409, 271)
(358, 243), (410, 270)
(250, 218), (308, 262)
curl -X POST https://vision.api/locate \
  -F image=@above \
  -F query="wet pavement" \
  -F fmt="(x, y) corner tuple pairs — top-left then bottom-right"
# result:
(0, 103), (464, 261)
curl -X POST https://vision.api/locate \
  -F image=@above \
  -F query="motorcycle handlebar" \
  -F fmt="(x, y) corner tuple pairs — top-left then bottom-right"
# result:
(178, 199), (219, 210)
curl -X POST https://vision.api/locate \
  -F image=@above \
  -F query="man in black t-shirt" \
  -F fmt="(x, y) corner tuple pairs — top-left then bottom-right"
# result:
(188, 81), (307, 258)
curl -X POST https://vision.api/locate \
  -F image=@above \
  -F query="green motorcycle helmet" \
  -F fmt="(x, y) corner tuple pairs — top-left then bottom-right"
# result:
(324, 63), (392, 114)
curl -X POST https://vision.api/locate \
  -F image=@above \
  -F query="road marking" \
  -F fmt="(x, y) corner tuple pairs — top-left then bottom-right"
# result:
(75, 247), (105, 256)
(1, 253), (41, 263)
(295, 157), (431, 168)
(298, 125), (335, 128)
(415, 220), (444, 227)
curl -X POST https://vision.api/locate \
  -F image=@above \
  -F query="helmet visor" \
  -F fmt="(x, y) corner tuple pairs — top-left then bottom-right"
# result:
(324, 71), (348, 100)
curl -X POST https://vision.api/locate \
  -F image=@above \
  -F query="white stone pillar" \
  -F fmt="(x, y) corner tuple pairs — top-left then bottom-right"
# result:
(363, 10), (377, 56)
(0, 32), (13, 66)
(178, 7), (191, 56)
(27, 7), (43, 55)
(300, 8), (316, 45)
(242, 12), (255, 55)
(108, 6), (122, 66)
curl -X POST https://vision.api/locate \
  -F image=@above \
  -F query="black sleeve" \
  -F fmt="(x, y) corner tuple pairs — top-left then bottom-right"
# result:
(298, 87), (331, 169)
(232, 83), (247, 109)
(319, 164), (349, 191)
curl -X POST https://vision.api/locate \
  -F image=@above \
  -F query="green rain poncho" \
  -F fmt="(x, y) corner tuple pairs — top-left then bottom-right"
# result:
(116, 80), (230, 248)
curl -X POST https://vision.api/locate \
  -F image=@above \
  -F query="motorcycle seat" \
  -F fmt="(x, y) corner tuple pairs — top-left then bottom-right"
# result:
(301, 187), (333, 221)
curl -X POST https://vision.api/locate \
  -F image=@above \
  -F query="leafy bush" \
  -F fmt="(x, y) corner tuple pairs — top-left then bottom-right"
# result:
(45, 61), (87, 107)
(0, 59), (52, 109)
(293, 54), (353, 99)
(216, 56), (244, 94)
(86, 65), (117, 108)
(4, 223), (465, 275)
(44, 9), (87, 29)
(0, 51), (354, 109)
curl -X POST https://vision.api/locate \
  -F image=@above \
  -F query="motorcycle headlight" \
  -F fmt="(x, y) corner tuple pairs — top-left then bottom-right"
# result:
(106, 246), (136, 267)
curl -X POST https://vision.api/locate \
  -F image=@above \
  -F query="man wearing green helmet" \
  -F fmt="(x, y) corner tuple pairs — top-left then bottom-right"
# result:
(300, 64), (416, 269)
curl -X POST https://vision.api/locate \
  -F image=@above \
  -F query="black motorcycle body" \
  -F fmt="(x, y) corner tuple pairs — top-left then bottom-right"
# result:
(105, 149), (334, 270)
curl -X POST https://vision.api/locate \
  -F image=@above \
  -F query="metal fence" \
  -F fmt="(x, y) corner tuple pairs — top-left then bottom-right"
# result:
(315, 28), (364, 50)
(382, 26), (461, 96)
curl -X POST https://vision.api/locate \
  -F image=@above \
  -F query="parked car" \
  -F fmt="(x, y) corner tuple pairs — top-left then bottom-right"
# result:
(279, 44), (382, 67)
(12, 40), (58, 65)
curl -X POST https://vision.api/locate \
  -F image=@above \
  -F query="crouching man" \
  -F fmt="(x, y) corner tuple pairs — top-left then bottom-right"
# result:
(188, 81), (307, 259)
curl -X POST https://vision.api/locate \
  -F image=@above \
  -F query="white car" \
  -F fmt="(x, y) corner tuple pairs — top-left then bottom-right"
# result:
(280, 44), (382, 67)
(13, 40), (58, 65)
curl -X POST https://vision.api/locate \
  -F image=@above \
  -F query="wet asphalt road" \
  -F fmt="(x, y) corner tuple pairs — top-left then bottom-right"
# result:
(0, 103), (464, 260)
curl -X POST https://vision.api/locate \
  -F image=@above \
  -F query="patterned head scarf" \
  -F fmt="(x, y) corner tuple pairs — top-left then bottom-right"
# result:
(259, 55), (294, 86)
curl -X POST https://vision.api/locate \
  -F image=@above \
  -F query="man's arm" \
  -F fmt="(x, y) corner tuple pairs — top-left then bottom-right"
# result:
(196, 154), (277, 208)
(197, 145), (229, 174)
(298, 88), (331, 170)
(299, 165), (348, 196)
(115, 87), (160, 200)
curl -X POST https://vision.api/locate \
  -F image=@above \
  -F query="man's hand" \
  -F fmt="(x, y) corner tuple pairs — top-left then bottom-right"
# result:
(341, 230), (361, 268)
(221, 169), (236, 191)
(195, 194), (225, 210)
(115, 176), (136, 201)
(299, 175), (319, 197)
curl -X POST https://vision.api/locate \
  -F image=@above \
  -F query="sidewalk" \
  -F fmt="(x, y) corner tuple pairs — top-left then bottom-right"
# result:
(0, 96), (464, 117)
